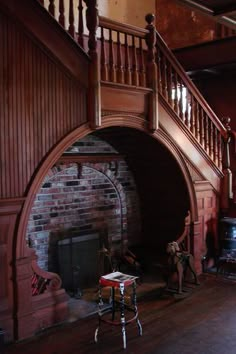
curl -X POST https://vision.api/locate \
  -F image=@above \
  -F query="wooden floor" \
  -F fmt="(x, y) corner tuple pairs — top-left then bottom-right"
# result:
(6, 274), (236, 354)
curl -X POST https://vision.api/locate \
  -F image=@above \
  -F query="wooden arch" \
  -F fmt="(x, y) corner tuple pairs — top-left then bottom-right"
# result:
(16, 115), (198, 258)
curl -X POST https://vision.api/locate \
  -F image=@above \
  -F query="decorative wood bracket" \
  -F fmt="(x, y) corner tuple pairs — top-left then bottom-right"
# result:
(145, 14), (158, 132)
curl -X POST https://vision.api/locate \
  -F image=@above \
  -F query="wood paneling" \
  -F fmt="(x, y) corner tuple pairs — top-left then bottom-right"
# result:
(194, 181), (218, 272)
(0, 10), (87, 198)
(0, 198), (25, 341)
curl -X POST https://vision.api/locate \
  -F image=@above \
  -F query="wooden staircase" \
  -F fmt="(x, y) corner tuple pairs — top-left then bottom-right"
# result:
(0, 0), (233, 341)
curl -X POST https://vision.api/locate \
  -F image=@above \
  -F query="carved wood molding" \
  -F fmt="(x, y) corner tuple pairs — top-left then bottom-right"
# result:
(58, 154), (124, 164)
(0, 198), (25, 215)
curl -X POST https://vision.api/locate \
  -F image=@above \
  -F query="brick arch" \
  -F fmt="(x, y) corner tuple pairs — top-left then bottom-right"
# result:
(82, 162), (128, 247)
(26, 162), (129, 271)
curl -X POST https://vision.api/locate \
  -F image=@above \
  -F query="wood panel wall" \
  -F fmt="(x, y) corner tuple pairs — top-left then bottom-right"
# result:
(0, 10), (87, 198)
(194, 181), (218, 273)
(0, 6), (88, 340)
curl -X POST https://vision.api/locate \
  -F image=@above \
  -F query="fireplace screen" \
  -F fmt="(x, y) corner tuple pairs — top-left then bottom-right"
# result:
(57, 233), (100, 294)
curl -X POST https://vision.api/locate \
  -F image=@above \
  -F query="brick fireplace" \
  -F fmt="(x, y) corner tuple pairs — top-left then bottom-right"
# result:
(26, 134), (141, 292)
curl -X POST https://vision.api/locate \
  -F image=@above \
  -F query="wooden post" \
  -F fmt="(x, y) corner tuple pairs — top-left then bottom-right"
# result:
(220, 117), (233, 212)
(145, 14), (158, 132)
(84, 0), (101, 129)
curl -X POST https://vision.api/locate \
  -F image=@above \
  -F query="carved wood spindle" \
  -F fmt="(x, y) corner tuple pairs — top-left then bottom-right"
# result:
(139, 37), (146, 87)
(117, 31), (124, 84)
(195, 102), (200, 142)
(209, 121), (214, 159)
(173, 72), (179, 115)
(84, 0), (101, 128)
(205, 115), (209, 154)
(132, 36), (139, 86)
(100, 27), (108, 81)
(59, 0), (65, 28)
(167, 61), (172, 105)
(199, 108), (205, 146)
(68, 0), (75, 38)
(179, 79), (184, 121)
(190, 95), (196, 135)
(184, 87), (190, 128)
(124, 33), (131, 85)
(156, 47), (162, 93)
(109, 29), (116, 82)
(145, 13), (158, 131)
(78, 0), (84, 48)
(218, 133), (223, 170)
(49, 0), (55, 16)
(162, 55), (167, 99)
(213, 126), (218, 165)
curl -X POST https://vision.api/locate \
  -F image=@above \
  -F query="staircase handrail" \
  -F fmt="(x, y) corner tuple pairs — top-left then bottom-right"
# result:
(155, 30), (226, 133)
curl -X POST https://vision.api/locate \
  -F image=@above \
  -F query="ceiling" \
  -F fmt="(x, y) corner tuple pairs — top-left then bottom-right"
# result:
(176, 0), (236, 29)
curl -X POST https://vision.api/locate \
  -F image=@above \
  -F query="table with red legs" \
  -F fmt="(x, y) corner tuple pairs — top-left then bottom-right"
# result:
(94, 272), (142, 350)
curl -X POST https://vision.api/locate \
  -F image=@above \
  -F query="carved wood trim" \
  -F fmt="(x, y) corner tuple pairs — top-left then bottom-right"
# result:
(58, 154), (124, 164)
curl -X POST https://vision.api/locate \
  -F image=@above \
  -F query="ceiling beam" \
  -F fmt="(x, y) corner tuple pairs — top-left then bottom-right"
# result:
(213, 5), (236, 17)
(176, 0), (213, 16)
(176, 0), (236, 30)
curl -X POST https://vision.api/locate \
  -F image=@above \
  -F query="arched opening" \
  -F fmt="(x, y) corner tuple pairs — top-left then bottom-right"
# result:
(24, 126), (192, 321)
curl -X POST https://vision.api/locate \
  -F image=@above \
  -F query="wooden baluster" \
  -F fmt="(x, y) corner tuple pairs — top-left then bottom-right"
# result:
(205, 115), (209, 154)
(209, 121), (214, 159)
(189, 95), (194, 134)
(179, 79), (184, 121)
(124, 33), (131, 85)
(145, 13), (158, 131)
(84, 0), (101, 128)
(100, 27), (108, 81)
(167, 61), (172, 105)
(78, 0), (84, 48)
(139, 38), (146, 87)
(173, 72), (179, 115)
(200, 108), (205, 147)
(162, 55), (167, 99)
(132, 36), (139, 86)
(117, 32), (124, 84)
(214, 126), (219, 165)
(195, 102), (200, 142)
(156, 48), (162, 93)
(59, 0), (65, 28)
(68, 0), (75, 38)
(49, 0), (55, 16)
(185, 87), (190, 128)
(218, 131), (223, 170)
(109, 29), (116, 82)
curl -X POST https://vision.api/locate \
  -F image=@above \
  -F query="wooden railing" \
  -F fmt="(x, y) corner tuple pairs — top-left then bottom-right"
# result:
(154, 30), (226, 170)
(38, 0), (85, 47)
(36, 0), (227, 170)
(98, 17), (148, 87)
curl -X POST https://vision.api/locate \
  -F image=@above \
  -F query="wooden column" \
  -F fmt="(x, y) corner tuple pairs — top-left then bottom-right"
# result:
(0, 198), (26, 341)
(145, 14), (158, 132)
(84, 0), (101, 129)
(220, 116), (233, 212)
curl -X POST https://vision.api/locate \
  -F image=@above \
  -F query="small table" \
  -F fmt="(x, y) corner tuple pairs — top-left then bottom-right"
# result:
(94, 271), (142, 349)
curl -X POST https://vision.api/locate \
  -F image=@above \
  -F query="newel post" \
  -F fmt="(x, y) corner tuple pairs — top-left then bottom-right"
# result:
(220, 117), (233, 212)
(145, 14), (158, 132)
(84, 0), (101, 129)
